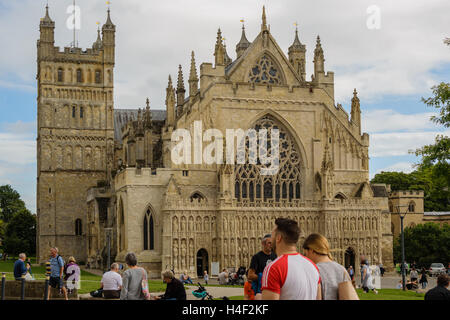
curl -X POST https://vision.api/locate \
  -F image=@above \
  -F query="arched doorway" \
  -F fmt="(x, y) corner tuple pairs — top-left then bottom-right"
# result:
(344, 247), (355, 270)
(196, 249), (209, 277)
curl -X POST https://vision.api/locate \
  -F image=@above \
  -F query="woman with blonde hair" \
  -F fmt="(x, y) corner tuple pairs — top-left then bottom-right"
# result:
(302, 233), (359, 300)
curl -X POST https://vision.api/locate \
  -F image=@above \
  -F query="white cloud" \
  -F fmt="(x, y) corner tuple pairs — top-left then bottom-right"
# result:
(0, 120), (36, 212)
(0, 121), (36, 165)
(369, 161), (415, 179)
(370, 130), (450, 157)
(0, 0), (449, 108)
(362, 109), (437, 133)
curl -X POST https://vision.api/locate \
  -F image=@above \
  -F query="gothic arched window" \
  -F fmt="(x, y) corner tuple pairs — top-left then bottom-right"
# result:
(408, 201), (415, 213)
(190, 192), (205, 202)
(75, 219), (82, 236)
(95, 70), (101, 84)
(58, 68), (64, 82)
(248, 54), (282, 85)
(234, 115), (302, 202)
(77, 69), (83, 83)
(143, 209), (154, 250)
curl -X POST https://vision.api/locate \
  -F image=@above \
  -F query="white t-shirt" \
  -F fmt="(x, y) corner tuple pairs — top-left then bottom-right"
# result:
(262, 253), (320, 300)
(101, 271), (123, 291)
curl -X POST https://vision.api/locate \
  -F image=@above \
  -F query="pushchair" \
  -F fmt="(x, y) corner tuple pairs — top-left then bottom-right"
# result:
(192, 283), (230, 300)
(192, 283), (214, 300)
(229, 268), (245, 285)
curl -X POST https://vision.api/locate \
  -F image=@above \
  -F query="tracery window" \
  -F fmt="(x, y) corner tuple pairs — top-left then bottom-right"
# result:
(234, 116), (302, 201)
(248, 54), (282, 85)
(143, 209), (154, 250)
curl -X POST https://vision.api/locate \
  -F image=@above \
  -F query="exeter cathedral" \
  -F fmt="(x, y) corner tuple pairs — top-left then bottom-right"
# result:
(36, 5), (393, 278)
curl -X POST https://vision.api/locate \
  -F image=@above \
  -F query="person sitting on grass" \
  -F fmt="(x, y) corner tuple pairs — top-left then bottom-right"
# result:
(180, 271), (193, 284)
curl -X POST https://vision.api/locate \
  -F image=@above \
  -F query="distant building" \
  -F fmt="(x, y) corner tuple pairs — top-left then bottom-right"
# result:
(388, 188), (449, 238)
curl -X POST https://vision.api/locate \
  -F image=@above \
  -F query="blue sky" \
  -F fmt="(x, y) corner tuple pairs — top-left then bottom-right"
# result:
(0, 0), (449, 213)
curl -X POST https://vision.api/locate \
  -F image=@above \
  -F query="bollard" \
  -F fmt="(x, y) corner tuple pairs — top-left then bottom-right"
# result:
(44, 276), (50, 301)
(1, 273), (5, 300)
(20, 274), (26, 300)
(45, 261), (51, 276)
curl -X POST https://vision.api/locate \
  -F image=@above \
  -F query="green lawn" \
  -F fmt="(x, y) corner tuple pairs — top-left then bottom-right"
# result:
(356, 288), (425, 300)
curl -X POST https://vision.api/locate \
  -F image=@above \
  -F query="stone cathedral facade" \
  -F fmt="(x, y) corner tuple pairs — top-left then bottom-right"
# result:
(36, 6), (393, 278)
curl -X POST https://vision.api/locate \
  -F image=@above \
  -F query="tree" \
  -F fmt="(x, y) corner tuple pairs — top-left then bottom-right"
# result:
(2, 208), (36, 256)
(414, 82), (450, 209)
(393, 222), (450, 268)
(370, 166), (449, 211)
(371, 171), (417, 191)
(0, 185), (27, 223)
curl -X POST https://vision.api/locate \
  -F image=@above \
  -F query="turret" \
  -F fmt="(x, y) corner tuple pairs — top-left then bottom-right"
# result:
(188, 51), (199, 98)
(236, 23), (251, 59)
(223, 42), (232, 66)
(102, 8), (115, 64)
(144, 98), (153, 167)
(176, 65), (185, 116)
(92, 27), (103, 51)
(166, 75), (176, 127)
(261, 6), (268, 32)
(313, 36), (325, 78)
(288, 26), (306, 81)
(214, 29), (225, 67)
(144, 97), (152, 129)
(38, 5), (55, 58)
(351, 89), (361, 134)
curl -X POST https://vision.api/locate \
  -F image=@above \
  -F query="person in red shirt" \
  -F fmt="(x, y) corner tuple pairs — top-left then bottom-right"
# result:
(262, 218), (322, 300)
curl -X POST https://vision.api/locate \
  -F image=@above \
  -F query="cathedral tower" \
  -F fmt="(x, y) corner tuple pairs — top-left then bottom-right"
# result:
(288, 26), (306, 82)
(36, 6), (115, 263)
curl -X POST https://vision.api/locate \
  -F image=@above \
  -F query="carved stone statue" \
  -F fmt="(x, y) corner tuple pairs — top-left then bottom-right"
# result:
(189, 216), (194, 232)
(189, 239), (194, 267)
(173, 240), (179, 270)
(173, 216), (178, 233)
(223, 216), (228, 232)
(181, 240), (187, 270)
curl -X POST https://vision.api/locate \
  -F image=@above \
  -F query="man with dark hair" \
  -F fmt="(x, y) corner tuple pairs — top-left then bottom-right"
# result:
(424, 274), (450, 301)
(262, 218), (321, 300)
(248, 234), (277, 300)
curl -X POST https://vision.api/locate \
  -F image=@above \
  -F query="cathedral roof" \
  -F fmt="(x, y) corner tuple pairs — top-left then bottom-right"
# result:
(370, 184), (389, 198)
(114, 109), (166, 143)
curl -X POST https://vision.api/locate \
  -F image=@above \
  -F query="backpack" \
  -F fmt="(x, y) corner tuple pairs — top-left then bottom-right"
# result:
(140, 268), (151, 300)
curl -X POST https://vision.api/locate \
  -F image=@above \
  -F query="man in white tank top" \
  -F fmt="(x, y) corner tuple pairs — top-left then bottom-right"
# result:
(262, 218), (322, 300)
